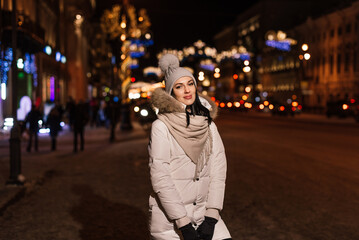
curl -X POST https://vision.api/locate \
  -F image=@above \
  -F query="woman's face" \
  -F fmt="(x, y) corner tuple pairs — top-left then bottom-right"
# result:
(172, 76), (196, 106)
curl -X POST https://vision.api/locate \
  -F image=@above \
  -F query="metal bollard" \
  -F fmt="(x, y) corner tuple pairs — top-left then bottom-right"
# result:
(7, 123), (24, 186)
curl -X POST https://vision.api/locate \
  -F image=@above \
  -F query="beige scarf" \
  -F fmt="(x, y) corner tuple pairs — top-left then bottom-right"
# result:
(158, 112), (212, 179)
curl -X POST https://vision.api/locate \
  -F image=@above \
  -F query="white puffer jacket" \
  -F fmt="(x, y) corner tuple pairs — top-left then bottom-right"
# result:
(148, 89), (231, 239)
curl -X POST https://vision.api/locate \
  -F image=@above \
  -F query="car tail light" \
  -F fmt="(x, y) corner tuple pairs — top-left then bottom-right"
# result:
(244, 102), (252, 108)
(292, 101), (298, 107)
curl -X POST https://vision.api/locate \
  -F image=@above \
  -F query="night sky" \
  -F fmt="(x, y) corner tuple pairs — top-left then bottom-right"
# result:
(95, 0), (259, 52)
(94, 0), (349, 67)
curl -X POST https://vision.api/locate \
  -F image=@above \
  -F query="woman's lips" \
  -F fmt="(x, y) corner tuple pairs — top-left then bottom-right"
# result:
(184, 95), (192, 100)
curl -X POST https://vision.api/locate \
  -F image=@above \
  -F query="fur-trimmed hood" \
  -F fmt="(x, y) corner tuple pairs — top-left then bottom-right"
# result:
(150, 87), (218, 119)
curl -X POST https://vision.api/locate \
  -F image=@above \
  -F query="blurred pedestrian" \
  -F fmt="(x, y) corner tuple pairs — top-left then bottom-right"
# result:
(55, 100), (65, 121)
(104, 101), (112, 129)
(107, 99), (121, 142)
(89, 97), (99, 127)
(47, 107), (61, 151)
(96, 100), (107, 127)
(24, 104), (42, 152)
(73, 100), (89, 152)
(148, 54), (232, 240)
(66, 96), (76, 131)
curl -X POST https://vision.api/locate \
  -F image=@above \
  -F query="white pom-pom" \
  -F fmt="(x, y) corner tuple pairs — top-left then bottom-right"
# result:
(158, 54), (179, 74)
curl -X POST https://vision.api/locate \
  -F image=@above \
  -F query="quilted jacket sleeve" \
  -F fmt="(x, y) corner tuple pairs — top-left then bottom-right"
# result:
(148, 120), (187, 220)
(206, 122), (227, 211)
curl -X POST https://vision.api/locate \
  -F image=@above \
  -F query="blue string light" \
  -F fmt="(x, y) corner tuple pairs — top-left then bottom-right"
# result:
(24, 53), (31, 73)
(30, 54), (38, 87)
(0, 48), (13, 84)
(265, 40), (291, 51)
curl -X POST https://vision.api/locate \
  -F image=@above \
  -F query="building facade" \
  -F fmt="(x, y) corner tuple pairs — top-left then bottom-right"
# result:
(214, 0), (316, 104)
(0, 0), (95, 125)
(213, 0), (358, 111)
(291, 1), (359, 112)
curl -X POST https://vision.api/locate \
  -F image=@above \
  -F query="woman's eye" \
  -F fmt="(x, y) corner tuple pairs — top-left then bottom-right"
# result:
(189, 82), (194, 86)
(175, 86), (181, 89)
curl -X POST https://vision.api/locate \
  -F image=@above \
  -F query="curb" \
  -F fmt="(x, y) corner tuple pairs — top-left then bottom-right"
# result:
(0, 186), (26, 216)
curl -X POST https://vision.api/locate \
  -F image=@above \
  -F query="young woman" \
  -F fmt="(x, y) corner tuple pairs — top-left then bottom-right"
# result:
(148, 54), (232, 240)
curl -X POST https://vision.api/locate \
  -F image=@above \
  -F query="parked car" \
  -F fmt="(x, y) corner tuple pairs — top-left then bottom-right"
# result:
(133, 99), (157, 130)
(326, 99), (356, 119)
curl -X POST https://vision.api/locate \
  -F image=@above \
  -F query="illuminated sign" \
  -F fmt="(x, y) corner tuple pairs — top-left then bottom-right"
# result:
(17, 58), (24, 69)
(265, 40), (291, 51)
(50, 76), (55, 101)
(17, 96), (32, 121)
(1, 83), (6, 100)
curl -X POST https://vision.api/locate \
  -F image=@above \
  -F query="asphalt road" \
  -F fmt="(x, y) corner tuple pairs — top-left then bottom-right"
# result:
(0, 112), (358, 240)
(218, 112), (359, 240)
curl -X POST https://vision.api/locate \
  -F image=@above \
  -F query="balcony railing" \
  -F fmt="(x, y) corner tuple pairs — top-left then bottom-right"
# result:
(1, 10), (45, 53)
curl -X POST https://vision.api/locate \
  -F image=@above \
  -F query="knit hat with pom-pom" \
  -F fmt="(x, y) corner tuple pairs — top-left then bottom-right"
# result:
(158, 54), (196, 94)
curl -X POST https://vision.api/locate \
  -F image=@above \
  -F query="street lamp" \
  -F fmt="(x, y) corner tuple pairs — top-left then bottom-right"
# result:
(304, 53), (311, 60)
(298, 42), (311, 109)
(7, 0), (24, 186)
(301, 44), (309, 51)
(300, 43), (310, 61)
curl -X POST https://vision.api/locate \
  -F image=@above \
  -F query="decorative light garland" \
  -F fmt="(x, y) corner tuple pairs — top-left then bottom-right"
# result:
(158, 40), (252, 65)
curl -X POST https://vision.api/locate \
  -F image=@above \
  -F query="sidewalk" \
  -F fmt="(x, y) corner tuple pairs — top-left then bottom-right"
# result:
(0, 121), (148, 215)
